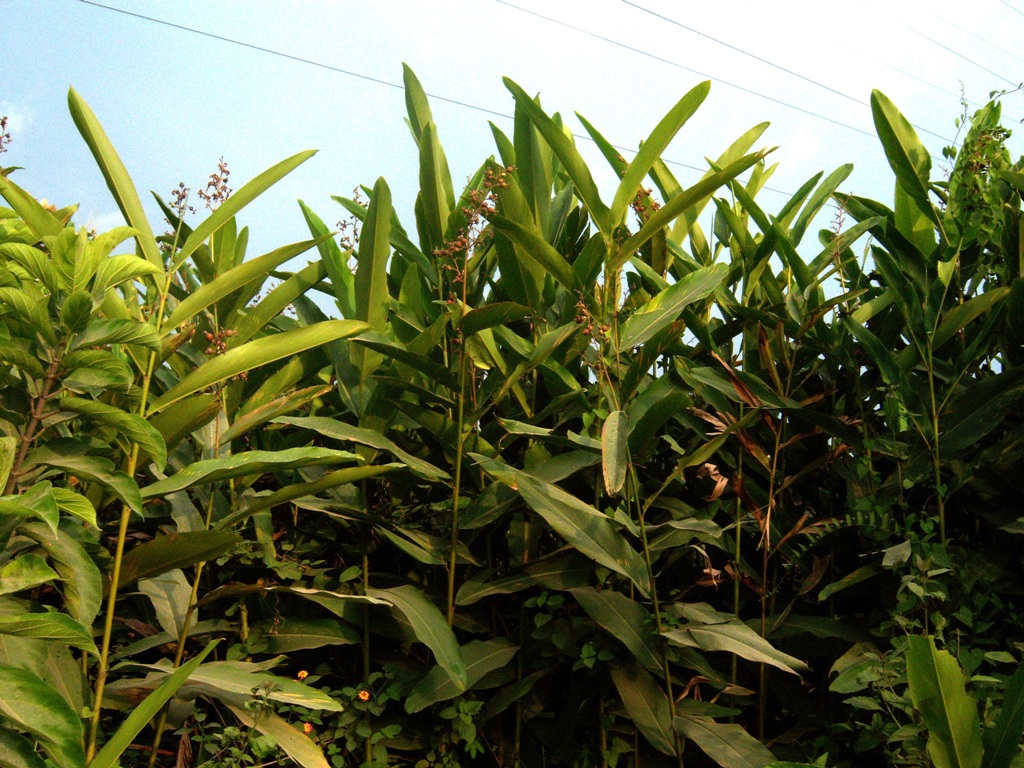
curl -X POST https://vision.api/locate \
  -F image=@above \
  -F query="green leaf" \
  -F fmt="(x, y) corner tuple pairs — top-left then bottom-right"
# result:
(89, 640), (220, 768)
(24, 444), (143, 514)
(148, 319), (369, 414)
(165, 236), (326, 329)
(91, 253), (161, 295)
(870, 90), (943, 237)
(0, 554), (59, 595)
(906, 635), (982, 768)
(219, 385), (332, 444)
(459, 302), (533, 338)
(138, 569), (192, 637)
(250, 617), (359, 654)
(272, 416), (448, 481)
(0, 613), (98, 656)
(0, 729), (47, 768)
(366, 585), (467, 691)
(0, 175), (63, 240)
(355, 177), (392, 331)
(982, 662), (1024, 768)
(570, 587), (662, 672)
(662, 603), (807, 675)
(234, 260), (329, 345)
(405, 638), (519, 713)
(488, 214), (577, 291)
(620, 149), (771, 259)
(220, 464), (399, 528)
(416, 121), (453, 253)
(503, 77), (611, 235)
(116, 530), (243, 589)
(20, 522), (102, 626)
(71, 318), (160, 352)
(142, 447), (359, 498)
(59, 290), (93, 334)
(0, 437), (14, 495)
(476, 457), (651, 595)
(59, 396), (166, 471)
(0, 287), (56, 346)
(225, 705), (329, 768)
(610, 660), (675, 755)
(173, 150), (317, 270)
(618, 263), (728, 349)
(65, 90), (159, 266)
(610, 80), (710, 226)
(674, 713), (776, 768)
(932, 287), (1009, 350)
(0, 665), (84, 768)
(188, 660), (344, 711)
(601, 410), (628, 496)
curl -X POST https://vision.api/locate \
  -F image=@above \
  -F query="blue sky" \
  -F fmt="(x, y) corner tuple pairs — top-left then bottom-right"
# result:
(3, 0), (1022, 265)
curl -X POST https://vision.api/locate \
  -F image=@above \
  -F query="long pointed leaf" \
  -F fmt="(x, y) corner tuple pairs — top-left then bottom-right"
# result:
(173, 150), (317, 270)
(906, 635), (983, 768)
(148, 320), (369, 414)
(503, 77), (611, 235)
(365, 585), (467, 691)
(610, 80), (710, 226)
(67, 88), (161, 267)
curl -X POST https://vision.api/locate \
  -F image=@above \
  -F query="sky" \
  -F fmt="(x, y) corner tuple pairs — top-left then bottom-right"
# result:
(2, 0), (1023, 273)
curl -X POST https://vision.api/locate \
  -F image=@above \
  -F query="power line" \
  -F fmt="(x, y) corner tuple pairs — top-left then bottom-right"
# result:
(850, 0), (1018, 88)
(921, 3), (1024, 68)
(496, 0), (879, 141)
(624, 0), (957, 144)
(1000, 0), (1024, 17)
(69, 0), (511, 121)
(66, 0), (799, 198)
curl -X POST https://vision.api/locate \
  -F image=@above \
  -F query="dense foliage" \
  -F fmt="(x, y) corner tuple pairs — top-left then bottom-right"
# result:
(0, 68), (1023, 768)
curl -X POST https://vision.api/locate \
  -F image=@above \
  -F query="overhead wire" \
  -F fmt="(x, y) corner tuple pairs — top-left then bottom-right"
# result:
(623, 0), (957, 143)
(999, 0), (1024, 17)
(65, 0), (798, 198)
(850, 0), (1019, 88)
(496, 0), (879, 141)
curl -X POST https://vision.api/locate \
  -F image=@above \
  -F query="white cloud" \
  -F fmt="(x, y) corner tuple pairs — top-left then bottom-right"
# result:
(81, 211), (127, 233)
(0, 101), (33, 143)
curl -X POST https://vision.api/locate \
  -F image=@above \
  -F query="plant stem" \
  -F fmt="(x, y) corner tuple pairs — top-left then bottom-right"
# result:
(87, 268), (175, 760)
(5, 354), (61, 495)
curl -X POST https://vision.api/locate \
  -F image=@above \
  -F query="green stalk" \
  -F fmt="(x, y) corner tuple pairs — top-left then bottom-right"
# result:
(362, 524), (372, 765)
(87, 267), (176, 760)
(446, 251), (471, 627)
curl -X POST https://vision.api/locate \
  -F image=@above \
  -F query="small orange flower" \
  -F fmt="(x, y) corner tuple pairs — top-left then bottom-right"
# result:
(303, 722), (313, 735)
(357, 690), (371, 701)
(296, 670), (308, 680)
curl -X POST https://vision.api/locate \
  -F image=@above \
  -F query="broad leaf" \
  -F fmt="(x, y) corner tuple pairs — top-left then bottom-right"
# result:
(570, 587), (662, 672)
(142, 447), (361, 497)
(67, 88), (162, 267)
(663, 603), (807, 675)
(366, 585), (467, 691)
(173, 150), (317, 270)
(0, 613), (98, 657)
(906, 635), (982, 768)
(89, 641), (220, 768)
(618, 263), (728, 349)
(405, 638), (518, 713)
(610, 660), (675, 755)
(675, 714), (775, 768)
(601, 409), (629, 496)
(0, 665), (84, 768)
(983, 661), (1024, 768)
(226, 705), (329, 768)
(476, 457), (651, 595)
(116, 530), (243, 588)
(148, 320), (369, 414)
